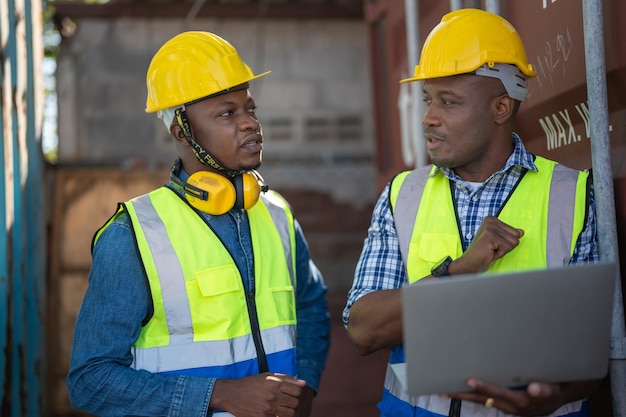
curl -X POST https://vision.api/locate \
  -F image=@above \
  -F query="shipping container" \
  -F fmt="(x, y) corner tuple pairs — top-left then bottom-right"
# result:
(0, 0), (46, 414)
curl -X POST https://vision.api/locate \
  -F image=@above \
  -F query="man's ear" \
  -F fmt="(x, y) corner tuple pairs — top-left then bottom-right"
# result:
(170, 123), (188, 145)
(493, 94), (516, 125)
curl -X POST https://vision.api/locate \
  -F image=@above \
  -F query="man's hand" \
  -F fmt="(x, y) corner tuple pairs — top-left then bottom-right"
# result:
(444, 377), (602, 417)
(451, 216), (524, 274)
(211, 373), (307, 417)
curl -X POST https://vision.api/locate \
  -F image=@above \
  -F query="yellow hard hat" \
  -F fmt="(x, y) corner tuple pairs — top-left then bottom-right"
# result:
(401, 8), (536, 84)
(145, 31), (270, 113)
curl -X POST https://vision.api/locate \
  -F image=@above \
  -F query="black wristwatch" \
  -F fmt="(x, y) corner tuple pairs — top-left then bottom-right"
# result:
(431, 256), (453, 277)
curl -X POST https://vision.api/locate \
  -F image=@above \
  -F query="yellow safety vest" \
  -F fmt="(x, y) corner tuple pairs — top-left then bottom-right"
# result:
(94, 187), (297, 385)
(390, 157), (589, 281)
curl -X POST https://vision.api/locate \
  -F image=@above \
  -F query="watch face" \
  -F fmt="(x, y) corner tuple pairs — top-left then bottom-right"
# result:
(432, 256), (452, 277)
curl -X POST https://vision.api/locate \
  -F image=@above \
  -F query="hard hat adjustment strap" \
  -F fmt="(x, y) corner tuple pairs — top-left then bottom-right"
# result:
(174, 106), (239, 177)
(472, 63), (529, 102)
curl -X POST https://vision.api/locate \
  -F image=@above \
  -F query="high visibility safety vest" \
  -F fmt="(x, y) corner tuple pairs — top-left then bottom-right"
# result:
(381, 157), (590, 417)
(95, 187), (298, 416)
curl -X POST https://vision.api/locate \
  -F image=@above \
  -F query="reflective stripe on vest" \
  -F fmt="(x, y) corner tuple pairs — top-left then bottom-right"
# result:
(384, 159), (589, 416)
(380, 360), (584, 417)
(114, 187), (297, 379)
(258, 191), (297, 290)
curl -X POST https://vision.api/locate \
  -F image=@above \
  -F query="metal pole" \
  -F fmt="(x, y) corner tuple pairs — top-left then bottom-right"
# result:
(485, 0), (500, 15)
(582, 1), (626, 416)
(403, 0), (427, 168)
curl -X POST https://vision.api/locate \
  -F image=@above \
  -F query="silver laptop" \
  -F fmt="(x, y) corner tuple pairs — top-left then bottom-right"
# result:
(398, 262), (616, 396)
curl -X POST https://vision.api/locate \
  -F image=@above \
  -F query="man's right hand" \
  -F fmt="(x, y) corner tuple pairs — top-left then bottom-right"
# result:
(210, 373), (306, 417)
(450, 216), (524, 275)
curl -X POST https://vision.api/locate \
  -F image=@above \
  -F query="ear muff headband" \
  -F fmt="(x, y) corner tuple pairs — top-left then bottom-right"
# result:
(174, 107), (239, 177)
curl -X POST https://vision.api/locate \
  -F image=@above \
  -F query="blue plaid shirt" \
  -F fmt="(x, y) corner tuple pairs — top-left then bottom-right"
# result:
(343, 134), (599, 326)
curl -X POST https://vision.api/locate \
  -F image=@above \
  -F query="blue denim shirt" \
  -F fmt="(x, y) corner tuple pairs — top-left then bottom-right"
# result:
(67, 173), (331, 417)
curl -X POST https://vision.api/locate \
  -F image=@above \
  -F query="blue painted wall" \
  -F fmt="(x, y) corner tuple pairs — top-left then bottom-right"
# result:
(1, 0), (46, 414)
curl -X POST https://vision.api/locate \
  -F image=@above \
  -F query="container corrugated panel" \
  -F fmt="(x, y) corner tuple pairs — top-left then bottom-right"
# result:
(513, 0), (626, 175)
(0, 0), (46, 415)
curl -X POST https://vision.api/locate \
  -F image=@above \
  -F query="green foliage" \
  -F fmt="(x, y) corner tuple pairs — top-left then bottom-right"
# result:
(43, 0), (61, 58)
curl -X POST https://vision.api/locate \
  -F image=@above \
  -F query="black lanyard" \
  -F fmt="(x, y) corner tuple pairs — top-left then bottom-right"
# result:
(448, 398), (462, 417)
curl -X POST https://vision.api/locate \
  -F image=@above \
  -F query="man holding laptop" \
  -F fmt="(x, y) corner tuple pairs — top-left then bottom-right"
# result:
(343, 8), (603, 417)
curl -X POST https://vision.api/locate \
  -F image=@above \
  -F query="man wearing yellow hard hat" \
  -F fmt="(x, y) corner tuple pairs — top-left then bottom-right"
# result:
(67, 31), (330, 417)
(344, 8), (600, 417)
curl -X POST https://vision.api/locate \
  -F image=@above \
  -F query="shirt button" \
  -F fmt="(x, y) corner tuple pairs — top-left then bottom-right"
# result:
(472, 195), (478, 202)
(465, 233), (472, 240)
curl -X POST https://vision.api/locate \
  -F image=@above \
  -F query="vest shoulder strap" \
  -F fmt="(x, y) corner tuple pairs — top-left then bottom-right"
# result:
(259, 191), (297, 288)
(391, 165), (434, 268)
(545, 160), (589, 265)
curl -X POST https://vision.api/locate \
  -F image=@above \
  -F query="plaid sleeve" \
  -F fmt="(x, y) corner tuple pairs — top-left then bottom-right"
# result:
(570, 180), (600, 264)
(343, 183), (409, 327)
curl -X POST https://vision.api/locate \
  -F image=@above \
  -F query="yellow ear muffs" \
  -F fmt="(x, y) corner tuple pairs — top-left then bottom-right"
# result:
(236, 171), (262, 210)
(180, 171), (263, 215)
(185, 171), (236, 215)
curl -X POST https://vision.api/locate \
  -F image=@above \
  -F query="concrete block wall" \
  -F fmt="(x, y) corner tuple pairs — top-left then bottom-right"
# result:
(56, 18), (376, 193)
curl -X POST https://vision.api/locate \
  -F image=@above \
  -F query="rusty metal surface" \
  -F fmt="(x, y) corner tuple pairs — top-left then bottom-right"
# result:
(512, 0), (626, 178)
(511, 2), (626, 308)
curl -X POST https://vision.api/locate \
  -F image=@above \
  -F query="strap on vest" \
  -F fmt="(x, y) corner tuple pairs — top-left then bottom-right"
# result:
(449, 398), (461, 417)
(547, 164), (579, 266)
(392, 166), (433, 269)
(262, 192), (296, 288)
(132, 194), (194, 345)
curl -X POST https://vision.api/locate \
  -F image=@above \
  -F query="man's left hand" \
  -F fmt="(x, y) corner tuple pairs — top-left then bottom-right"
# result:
(445, 377), (600, 417)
